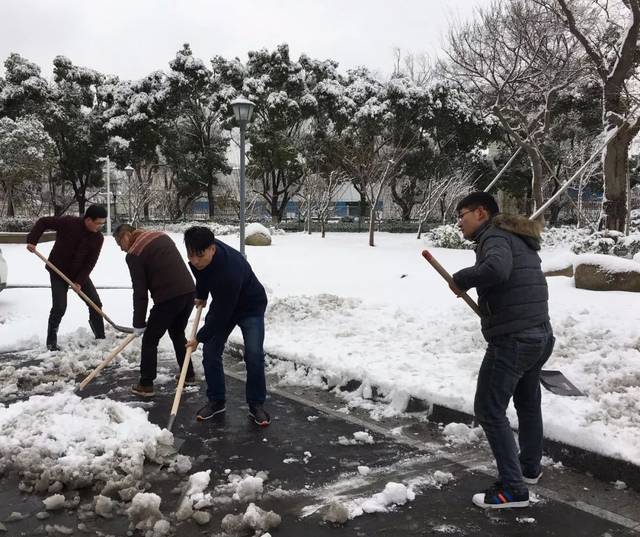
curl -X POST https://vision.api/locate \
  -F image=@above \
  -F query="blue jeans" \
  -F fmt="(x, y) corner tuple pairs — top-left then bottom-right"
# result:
(474, 322), (555, 490)
(201, 316), (266, 405)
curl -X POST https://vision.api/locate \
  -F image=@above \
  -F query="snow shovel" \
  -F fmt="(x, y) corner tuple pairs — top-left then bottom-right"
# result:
(167, 304), (204, 433)
(77, 333), (137, 391)
(31, 248), (133, 333)
(421, 250), (584, 397)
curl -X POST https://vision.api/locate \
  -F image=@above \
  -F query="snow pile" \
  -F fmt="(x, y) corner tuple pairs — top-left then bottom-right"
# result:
(0, 392), (176, 491)
(176, 470), (214, 521)
(348, 481), (416, 518)
(442, 422), (484, 445)
(0, 330), (139, 402)
(214, 470), (268, 503)
(127, 492), (167, 535)
(221, 502), (281, 536)
(337, 431), (375, 445)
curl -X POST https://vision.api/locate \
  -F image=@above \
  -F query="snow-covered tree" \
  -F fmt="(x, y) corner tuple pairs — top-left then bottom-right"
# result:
(0, 116), (55, 216)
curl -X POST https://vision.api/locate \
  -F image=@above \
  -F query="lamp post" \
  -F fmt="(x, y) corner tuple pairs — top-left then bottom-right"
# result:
(105, 156), (111, 234)
(124, 165), (134, 221)
(230, 96), (255, 257)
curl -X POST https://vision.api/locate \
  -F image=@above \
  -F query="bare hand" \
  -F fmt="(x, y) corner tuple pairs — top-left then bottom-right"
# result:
(71, 282), (82, 293)
(26, 243), (36, 253)
(449, 281), (463, 297)
(186, 339), (199, 352)
(194, 298), (206, 308)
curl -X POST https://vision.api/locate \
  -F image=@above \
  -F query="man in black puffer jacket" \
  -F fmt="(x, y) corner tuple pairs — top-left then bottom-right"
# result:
(451, 192), (555, 510)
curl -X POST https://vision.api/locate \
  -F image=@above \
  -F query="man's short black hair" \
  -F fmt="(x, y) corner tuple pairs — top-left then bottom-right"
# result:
(84, 204), (108, 220)
(455, 191), (500, 217)
(184, 226), (215, 254)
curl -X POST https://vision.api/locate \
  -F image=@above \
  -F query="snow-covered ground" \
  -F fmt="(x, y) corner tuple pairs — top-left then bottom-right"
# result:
(1, 230), (639, 471)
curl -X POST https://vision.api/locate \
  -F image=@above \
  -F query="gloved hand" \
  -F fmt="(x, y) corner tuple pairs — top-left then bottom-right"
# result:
(133, 327), (146, 337)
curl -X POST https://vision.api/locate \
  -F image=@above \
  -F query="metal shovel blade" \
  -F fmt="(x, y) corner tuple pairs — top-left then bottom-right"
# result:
(540, 370), (584, 397)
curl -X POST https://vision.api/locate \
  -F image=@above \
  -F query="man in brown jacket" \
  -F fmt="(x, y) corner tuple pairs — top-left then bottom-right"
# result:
(26, 205), (108, 351)
(114, 224), (196, 397)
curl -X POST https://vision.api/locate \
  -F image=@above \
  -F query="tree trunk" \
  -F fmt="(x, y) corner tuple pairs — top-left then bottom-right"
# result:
(368, 206), (376, 247)
(4, 181), (15, 217)
(525, 147), (545, 224)
(321, 218), (326, 238)
(601, 131), (629, 231)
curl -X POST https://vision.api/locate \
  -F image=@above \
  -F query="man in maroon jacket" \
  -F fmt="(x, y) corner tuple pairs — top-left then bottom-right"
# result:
(26, 205), (108, 351)
(114, 224), (196, 397)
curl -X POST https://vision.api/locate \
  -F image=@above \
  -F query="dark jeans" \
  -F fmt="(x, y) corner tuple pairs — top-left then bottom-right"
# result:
(202, 315), (266, 405)
(474, 322), (555, 490)
(48, 272), (105, 344)
(140, 292), (195, 386)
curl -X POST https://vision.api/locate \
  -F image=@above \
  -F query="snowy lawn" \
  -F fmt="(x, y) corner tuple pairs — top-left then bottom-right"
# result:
(1, 231), (639, 468)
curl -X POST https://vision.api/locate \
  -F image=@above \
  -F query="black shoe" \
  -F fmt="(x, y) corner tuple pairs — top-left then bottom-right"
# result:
(248, 404), (271, 427)
(46, 343), (61, 352)
(131, 384), (154, 397)
(196, 400), (226, 421)
(174, 373), (198, 386)
(522, 470), (543, 485)
(472, 483), (529, 509)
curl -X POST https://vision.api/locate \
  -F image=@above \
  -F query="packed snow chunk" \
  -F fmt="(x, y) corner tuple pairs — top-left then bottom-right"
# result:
(323, 500), (349, 525)
(357, 465), (371, 476)
(6, 511), (28, 521)
(43, 494), (66, 511)
(245, 223), (272, 246)
(168, 454), (192, 475)
(0, 392), (176, 490)
(44, 525), (73, 535)
(338, 430), (375, 445)
(221, 502), (281, 535)
(152, 519), (171, 536)
(351, 482), (415, 518)
(442, 422), (483, 445)
(431, 470), (455, 487)
(176, 470), (213, 520)
(126, 492), (164, 531)
(192, 510), (211, 525)
(233, 475), (264, 502)
(613, 480), (627, 490)
(94, 495), (115, 518)
(516, 517), (536, 524)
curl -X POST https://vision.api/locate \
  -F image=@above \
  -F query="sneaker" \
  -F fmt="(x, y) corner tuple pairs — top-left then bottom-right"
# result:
(523, 471), (543, 485)
(248, 404), (271, 427)
(196, 400), (226, 421)
(131, 384), (154, 397)
(472, 483), (529, 509)
(174, 374), (198, 386)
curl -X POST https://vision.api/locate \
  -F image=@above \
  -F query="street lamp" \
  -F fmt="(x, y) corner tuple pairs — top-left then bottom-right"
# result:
(124, 165), (134, 221)
(231, 96), (255, 257)
(97, 156), (113, 235)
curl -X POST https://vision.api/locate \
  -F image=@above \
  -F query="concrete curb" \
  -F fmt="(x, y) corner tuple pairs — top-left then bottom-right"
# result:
(228, 342), (640, 492)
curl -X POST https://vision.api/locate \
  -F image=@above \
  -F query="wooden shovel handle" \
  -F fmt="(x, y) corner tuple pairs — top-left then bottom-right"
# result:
(32, 248), (132, 333)
(422, 250), (482, 316)
(168, 304), (204, 430)
(78, 334), (137, 390)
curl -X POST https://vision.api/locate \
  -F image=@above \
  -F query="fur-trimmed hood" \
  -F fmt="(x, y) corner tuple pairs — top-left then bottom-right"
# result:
(492, 213), (543, 250)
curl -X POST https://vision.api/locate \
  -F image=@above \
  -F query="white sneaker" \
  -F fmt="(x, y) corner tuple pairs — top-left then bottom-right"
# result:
(523, 471), (543, 485)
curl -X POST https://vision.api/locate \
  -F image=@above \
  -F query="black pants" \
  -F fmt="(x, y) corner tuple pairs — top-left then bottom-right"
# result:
(140, 292), (195, 386)
(48, 272), (105, 345)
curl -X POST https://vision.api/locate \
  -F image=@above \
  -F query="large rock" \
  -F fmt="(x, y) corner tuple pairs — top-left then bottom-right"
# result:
(244, 223), (271, 246)
(545, 265), (574, 278)
(574, 254), (640, 292)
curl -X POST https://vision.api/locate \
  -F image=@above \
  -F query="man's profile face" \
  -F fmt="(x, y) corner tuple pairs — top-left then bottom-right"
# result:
(187, 244), (216, 271)
(457, 206), (489, 240)
(84, 217), (106, 233)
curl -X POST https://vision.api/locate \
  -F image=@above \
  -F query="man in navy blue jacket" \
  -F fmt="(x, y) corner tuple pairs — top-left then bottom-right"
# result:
(184, 226), (270, 426)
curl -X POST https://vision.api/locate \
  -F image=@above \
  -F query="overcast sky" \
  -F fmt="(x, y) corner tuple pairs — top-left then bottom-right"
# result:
(1, 0), (490, 81)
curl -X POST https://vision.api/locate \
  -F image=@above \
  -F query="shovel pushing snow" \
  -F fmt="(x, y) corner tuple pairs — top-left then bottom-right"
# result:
(167, 304), (204, 432)
(421, 249), (584, 397)
(77, 333), (137, 391)
(31, 248), (133, 333)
